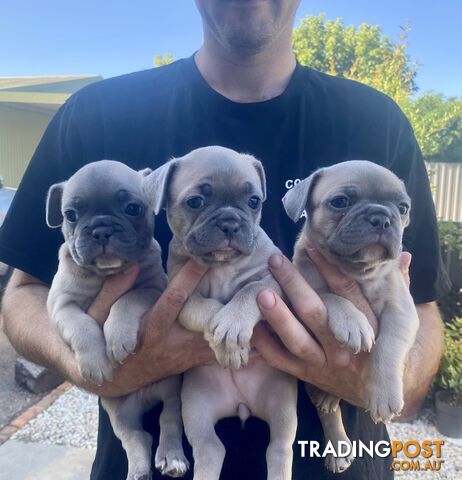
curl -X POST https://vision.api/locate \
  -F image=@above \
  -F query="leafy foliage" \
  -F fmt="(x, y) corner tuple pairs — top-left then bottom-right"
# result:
(439, 221), (462, 260)
(292, 14), (462, 161)
(154, 53), (174, 67)
(402, 94), (462, 162)
(292, 14), (417, 103)
(436, 317), (462, 405)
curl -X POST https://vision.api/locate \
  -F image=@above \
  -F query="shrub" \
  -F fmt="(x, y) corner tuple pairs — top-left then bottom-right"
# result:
(436, 317), (462, 405)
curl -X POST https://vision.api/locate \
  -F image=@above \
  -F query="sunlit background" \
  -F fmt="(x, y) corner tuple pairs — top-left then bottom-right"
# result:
(1, 0), (461, 96)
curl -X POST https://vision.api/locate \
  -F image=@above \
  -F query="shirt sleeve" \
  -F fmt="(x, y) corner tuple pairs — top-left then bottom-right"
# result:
(0, 93), (91, 285)
(387, 104), (452, 304)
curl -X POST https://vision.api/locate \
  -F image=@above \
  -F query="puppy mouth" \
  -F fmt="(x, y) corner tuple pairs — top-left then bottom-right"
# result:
(92, 246), (130, 271)
(203, 242), (242, 262)
(94, 254), (125, 270)
(351, 243), (388, 262)
(327, 233), (396, 265)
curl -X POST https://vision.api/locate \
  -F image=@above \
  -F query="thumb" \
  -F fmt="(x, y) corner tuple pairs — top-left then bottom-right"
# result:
(399, 251), (412, 289)
(144, 259), (208, 331)
(88, 264), (140, 326)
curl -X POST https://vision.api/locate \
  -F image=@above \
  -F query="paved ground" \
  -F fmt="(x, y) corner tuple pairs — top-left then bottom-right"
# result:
(0, 440), (94, 480)
(0, 328), (95, 480)
(5, 386), (462, 480)
(0, 330), (44, 429)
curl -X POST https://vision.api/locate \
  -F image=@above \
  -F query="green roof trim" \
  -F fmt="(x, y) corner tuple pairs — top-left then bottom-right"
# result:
(2, 77), (102, 94)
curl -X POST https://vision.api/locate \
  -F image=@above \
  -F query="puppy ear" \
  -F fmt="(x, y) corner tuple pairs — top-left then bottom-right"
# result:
(252, 159), (267, 201)
(46, 182), (65, 228)
(138, 168), (152, 177)
(282, 170), (323, 223)
(142, 160), (177, 214)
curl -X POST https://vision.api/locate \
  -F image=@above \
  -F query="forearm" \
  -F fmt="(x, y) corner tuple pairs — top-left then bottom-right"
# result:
(401, 301), (443, 417)
(1, 274), (152, 397)
(2, 272), (74, 373)
(2, 269), (212, 398)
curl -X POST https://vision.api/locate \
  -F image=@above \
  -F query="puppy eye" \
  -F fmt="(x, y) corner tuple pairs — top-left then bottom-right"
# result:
(329, 195), (350, 209)
(186, 196), (205, 209)
(64, 210), (77, 222)
(398, 203), (409, 215)
(125, 203), (143, 216)
(248, 196), (261, 209)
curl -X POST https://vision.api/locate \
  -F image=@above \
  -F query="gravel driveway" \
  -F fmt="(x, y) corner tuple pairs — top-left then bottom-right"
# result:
(11, 387), (462, 478)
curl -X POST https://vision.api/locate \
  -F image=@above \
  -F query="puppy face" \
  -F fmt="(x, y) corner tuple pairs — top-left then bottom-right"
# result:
(283, 161), (411, 273)
(46, 160), (153, 273)
(143, 146), (266, 265)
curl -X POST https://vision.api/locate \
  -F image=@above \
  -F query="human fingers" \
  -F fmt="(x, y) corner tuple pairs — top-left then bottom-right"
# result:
(256, 288), (326, 368)
(88, 264), (140, 326)
(267, 254), (331, 340)
(252, 322), (315, 380)
(144, 260), (208, 331)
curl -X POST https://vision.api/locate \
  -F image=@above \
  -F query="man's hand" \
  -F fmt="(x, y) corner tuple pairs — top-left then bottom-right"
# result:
(82, 260), (215, 397)
(252, 251), (412, 409)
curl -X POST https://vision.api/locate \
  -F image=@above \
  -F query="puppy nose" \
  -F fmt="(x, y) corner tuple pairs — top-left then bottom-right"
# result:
(216, 214), (241, 235)
(92, 225), (115, 244)
(368, 214), (391, 230)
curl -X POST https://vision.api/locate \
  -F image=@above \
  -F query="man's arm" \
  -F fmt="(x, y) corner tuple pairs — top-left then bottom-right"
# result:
(2, 261), (214, 398)
(402, 302), (443, 418)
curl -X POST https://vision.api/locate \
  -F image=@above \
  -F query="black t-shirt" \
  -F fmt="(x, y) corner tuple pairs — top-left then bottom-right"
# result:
(0, 56), (451, 480)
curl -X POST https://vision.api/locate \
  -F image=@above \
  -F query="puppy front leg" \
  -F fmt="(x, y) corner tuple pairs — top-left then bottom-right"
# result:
(177, 292), (223, 333)
(206, 277), (280, 369)
(53, 303), (112, 384)
(104, 287), (162, 365)
(320, 293), (375, 354)
(366, 294), (419, 423)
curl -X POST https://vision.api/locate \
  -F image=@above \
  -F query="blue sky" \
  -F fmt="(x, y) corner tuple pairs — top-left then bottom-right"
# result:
(1, 0), (461, 97)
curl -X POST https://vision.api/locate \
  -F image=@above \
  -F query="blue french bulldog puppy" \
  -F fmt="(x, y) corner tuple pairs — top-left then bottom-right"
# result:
(47, 160), (188, 480)
(283, 160), (419, 473)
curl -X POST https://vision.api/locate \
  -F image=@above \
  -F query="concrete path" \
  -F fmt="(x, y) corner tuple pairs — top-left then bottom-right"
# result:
(0, 440), (95, 480)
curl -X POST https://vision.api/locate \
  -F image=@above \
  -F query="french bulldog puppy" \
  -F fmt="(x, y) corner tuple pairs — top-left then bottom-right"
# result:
(46, 160), (189, 480)
(143, 146), (298, 480)
(283, 160), (419, 472)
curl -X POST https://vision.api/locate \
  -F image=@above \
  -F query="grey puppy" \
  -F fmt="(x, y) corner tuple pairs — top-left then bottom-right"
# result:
(283, 160), (419, 472)
(46, 160), (189, 480)
(143, 146), (298, 480)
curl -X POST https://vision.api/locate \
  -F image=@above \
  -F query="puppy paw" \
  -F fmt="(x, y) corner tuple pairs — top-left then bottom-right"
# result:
(310, 391), (340, 413)
(155, 448), (189, 478)
(328, 309), (375, 354)
(126, 470), (152, 480)
(366, 376), (404, 424)
(205, 312), (253, 369)
(104, 321), (140, 365)
(208, 339), (250, 370)
(325, 448), (355, 474)
(77, 350), (113, 385)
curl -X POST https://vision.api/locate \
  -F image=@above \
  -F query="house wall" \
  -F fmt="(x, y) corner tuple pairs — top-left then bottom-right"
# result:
(0, 104), (53, 188)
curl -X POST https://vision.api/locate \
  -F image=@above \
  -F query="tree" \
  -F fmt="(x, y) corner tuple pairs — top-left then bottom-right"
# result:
(153, 53), (174, 67)
(401, 94), (462, 162)
(292, 14), (417, 103)
(292, 14), (462, 161)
